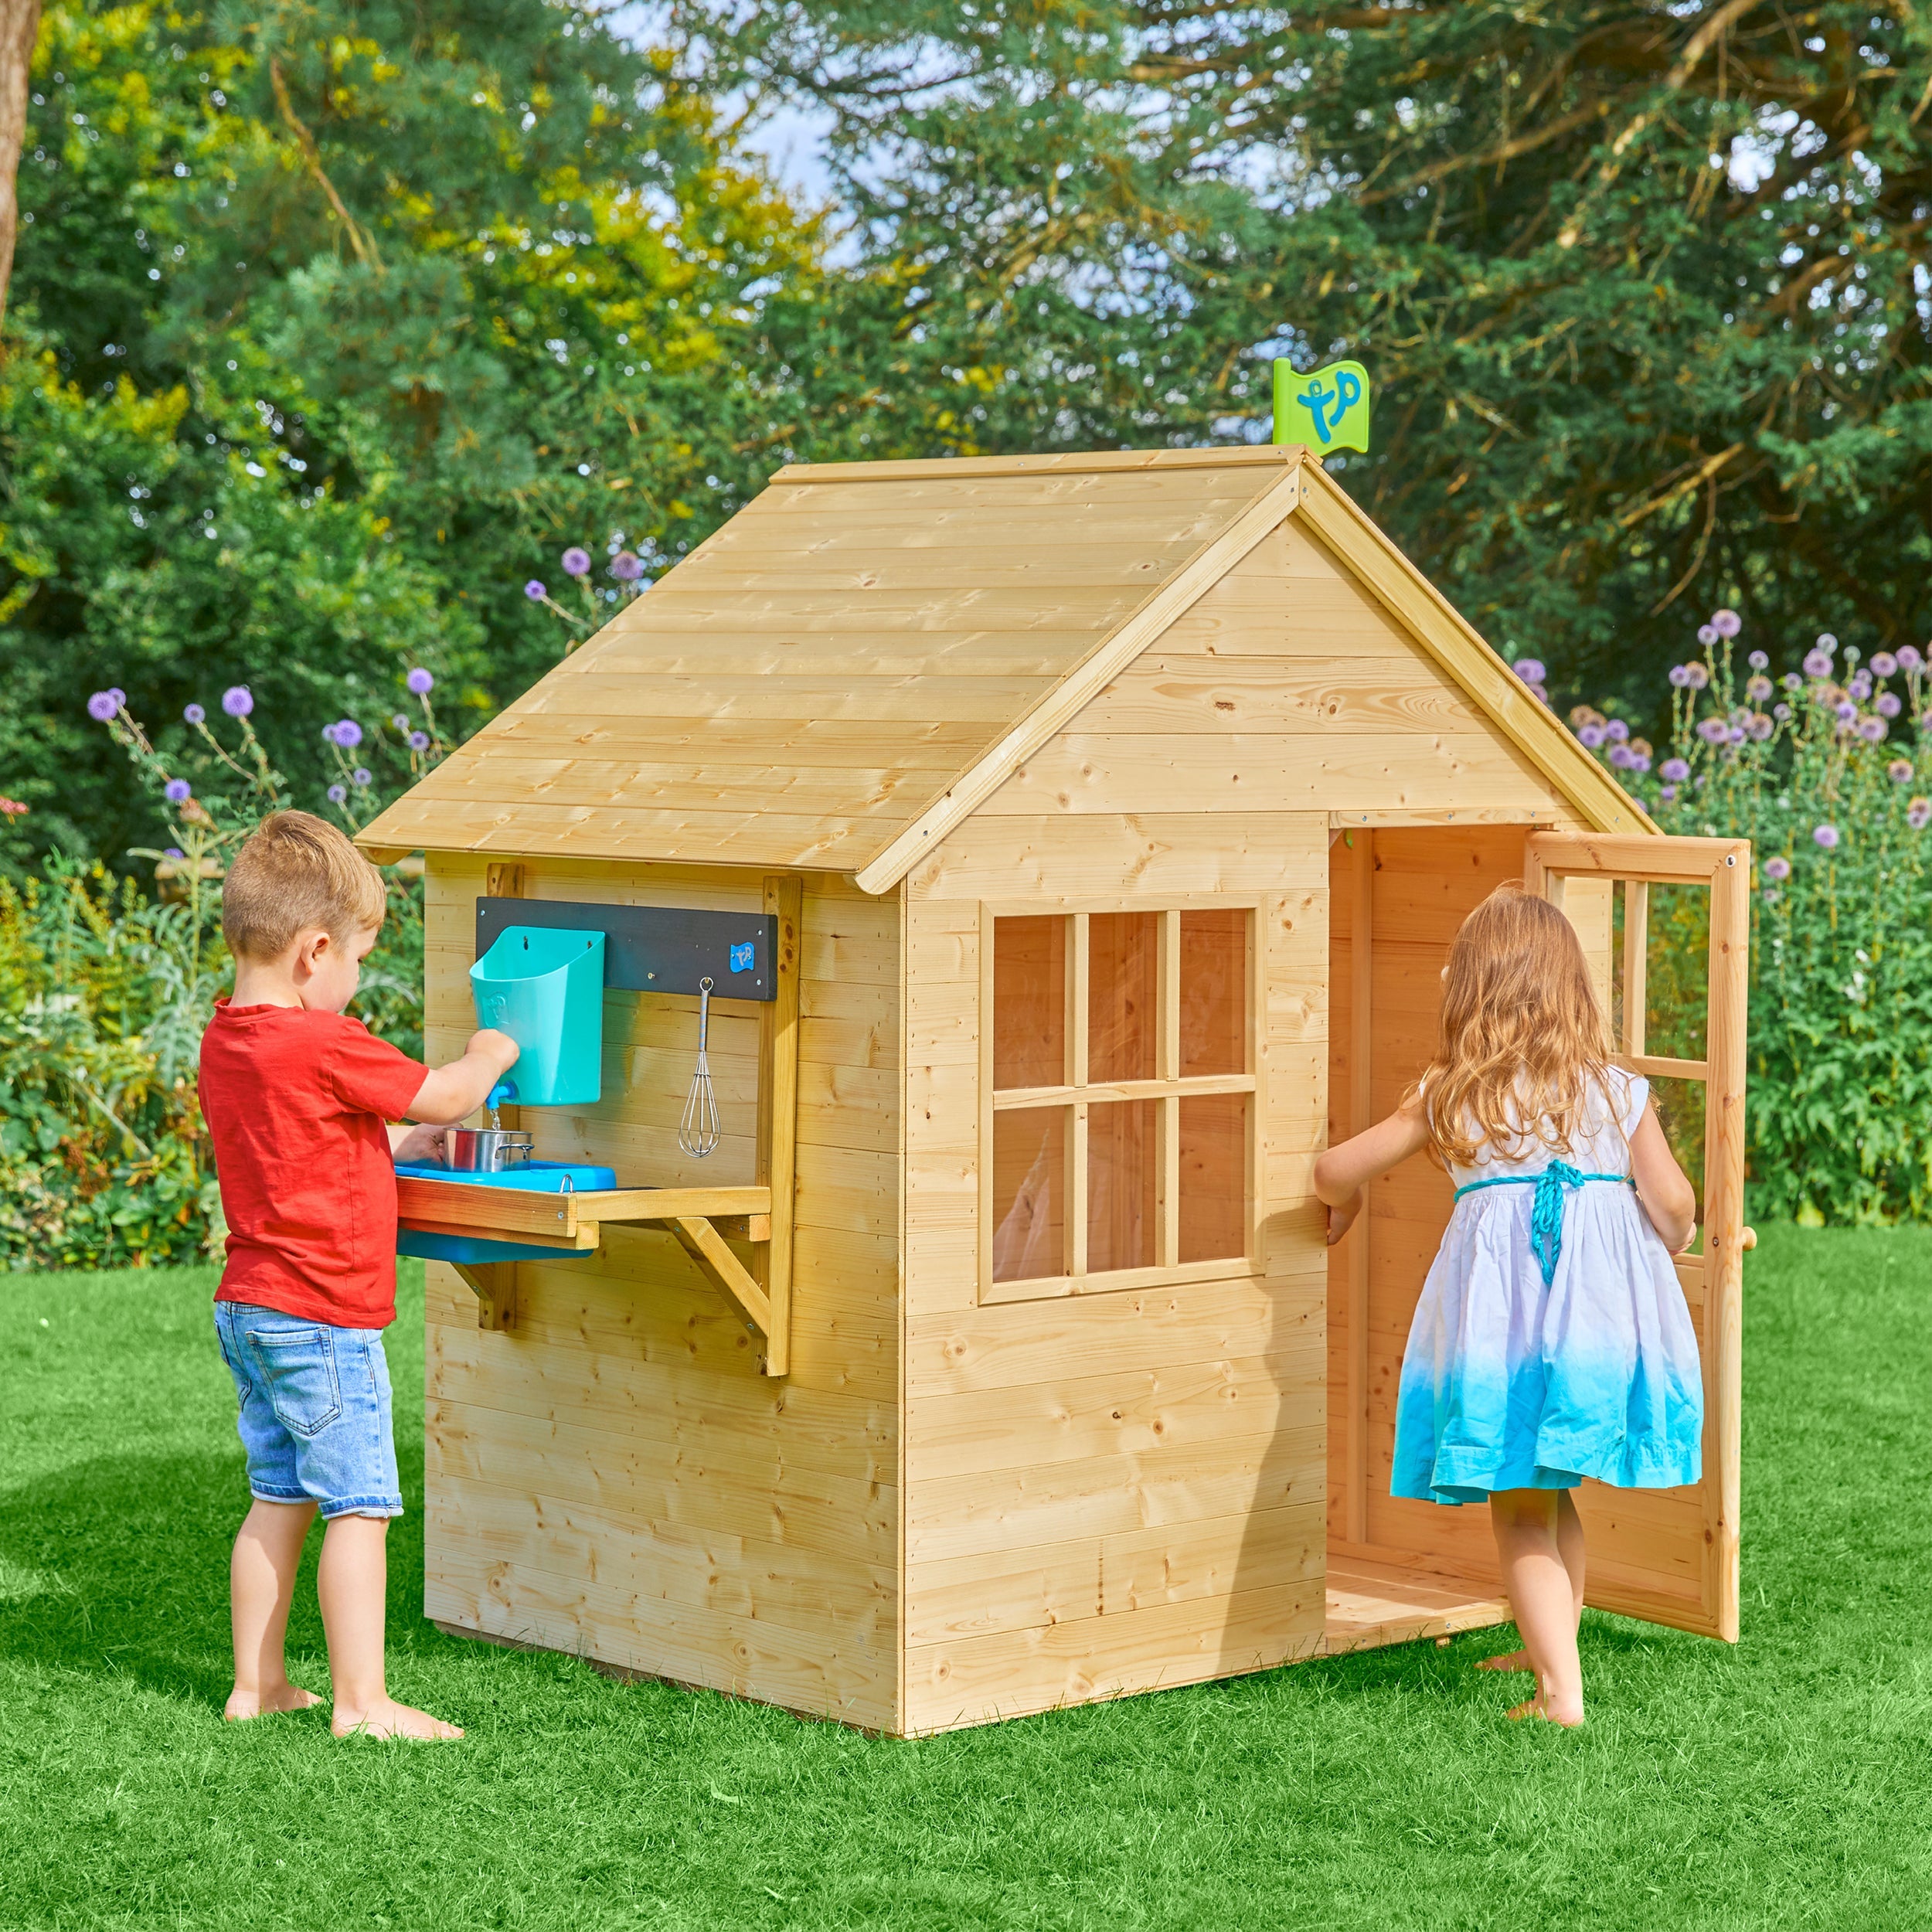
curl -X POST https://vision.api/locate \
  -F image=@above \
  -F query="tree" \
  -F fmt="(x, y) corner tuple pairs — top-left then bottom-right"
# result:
(3, 1), (825, 872)
(0, 0), (39, 328)
(686, 2), (1932, 707)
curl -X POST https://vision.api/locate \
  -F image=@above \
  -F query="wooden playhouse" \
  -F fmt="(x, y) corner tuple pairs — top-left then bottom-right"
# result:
(357, 445), (1749, 1737)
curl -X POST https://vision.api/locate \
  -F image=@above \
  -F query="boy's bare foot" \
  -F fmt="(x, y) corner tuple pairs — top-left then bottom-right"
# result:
(1505, 1693), (1583, 1727)
(1475, 1648), (1534, 1672)
(225, 1683), (324, 1721)
(332, 1697), (464, 1741)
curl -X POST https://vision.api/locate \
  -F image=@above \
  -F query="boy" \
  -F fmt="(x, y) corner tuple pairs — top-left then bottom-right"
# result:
(198, 811), (517, 1740)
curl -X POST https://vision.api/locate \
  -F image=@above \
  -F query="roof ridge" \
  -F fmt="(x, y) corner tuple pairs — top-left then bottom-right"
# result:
(771, 446), (1302, 487)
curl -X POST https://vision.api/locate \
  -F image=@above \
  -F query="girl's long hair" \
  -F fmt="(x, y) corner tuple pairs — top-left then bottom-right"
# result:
(1410, 883), (1615, 1168)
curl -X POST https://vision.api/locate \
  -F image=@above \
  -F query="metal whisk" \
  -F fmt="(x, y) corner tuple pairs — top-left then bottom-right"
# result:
(678, 975), (721, 1158)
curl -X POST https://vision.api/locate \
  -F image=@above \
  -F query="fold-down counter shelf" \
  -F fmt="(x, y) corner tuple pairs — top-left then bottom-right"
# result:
(396, 1175), (779, 1348)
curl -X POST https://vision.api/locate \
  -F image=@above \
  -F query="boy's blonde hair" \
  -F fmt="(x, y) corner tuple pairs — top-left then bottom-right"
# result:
(1410, 882), (1615, 1168)
(223, 810), (387, 960)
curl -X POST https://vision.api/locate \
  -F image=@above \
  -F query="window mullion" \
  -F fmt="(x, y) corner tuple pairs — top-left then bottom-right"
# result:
(1070, 1101), (1089, 1277)
(1070, 913), (1089, 1088)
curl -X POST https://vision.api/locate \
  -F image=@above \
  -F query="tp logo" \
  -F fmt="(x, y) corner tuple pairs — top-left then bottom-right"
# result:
(1273, 359), (1371, 454)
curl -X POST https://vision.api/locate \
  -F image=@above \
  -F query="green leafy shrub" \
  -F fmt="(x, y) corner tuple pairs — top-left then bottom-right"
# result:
(0, 677), (443, 1268)
(1558, 616), (1932, 1224)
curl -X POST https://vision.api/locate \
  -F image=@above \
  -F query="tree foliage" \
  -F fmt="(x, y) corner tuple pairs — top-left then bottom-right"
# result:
(686, 1), (1932, 700)
(3, 0), (821, 873)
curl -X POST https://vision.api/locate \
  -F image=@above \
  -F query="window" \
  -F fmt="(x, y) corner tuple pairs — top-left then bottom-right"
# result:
(981, 905), (1257, 1301)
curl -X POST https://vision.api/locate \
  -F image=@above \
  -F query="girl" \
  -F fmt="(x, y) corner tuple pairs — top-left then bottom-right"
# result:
(1313, 883), (1701, 1726)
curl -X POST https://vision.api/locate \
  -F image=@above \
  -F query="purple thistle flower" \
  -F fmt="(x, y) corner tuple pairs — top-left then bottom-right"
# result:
(1727, 726), (1747, 745)
(1861, 716), (1888, 742)
(1849, 672), (1873, 700)
(1897, 645), (1925, 673)
(1578, 723), (1605, 749)
(1696, 625), (1719, 648)
(1659, 784), (1678, 804)
(1871, 651), (1898, 678)
(406, 667), (434, 696)
(1816, 632), (1838, 655)
(87, 690), (119, 721)
(1774, 702), (1792, 720)
(1835, 699), (1859, 723)
(1745, 675), (1772, 702)
(326, 782), (348, 804)
(408, 730), (430, 751)
(1910, 798), (1932, 831)
(524, 580), (546, 600)
(1629, 752), (1651, 773)
(611, 549), (643, 582)
(163, 778), (190, 803)
(1813, 823), (1841, 850)
(1512, 656), (1546, 684)
(1661, 757), (1690, 783)
(222, 685), (253, 718)
(1764, 855), (1792, 883)
(562, 546), (592, 577)
(1878, 692), (1903, 719)
(392, 713), (411, 731)
(1747, 650), (1769, 671)
(1607, 743), (1634, 769)
(1749, 714), (1774, 740)
(1606, 718), (1631, 743)
(1696, 718), (1730, 744)
(332, 719), (363, 750)
(1888, 758), (1913, 784)
(1685, 663), (1710, 690)
(352, 767), (372, 787)
(183, 702), (206, 725)
(1804, 649), (1833, 679)
(1782, 672), (1803, 692)
(1668, 665), (1692, 689)
(1711, 608), (1742, 639)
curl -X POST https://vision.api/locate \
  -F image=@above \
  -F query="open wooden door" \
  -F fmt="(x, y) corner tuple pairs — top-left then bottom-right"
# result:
(1523, 832), (1748, 1642)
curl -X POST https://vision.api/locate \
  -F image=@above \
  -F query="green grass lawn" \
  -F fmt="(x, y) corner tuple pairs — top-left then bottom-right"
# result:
(2, 1229), (1930, 1930)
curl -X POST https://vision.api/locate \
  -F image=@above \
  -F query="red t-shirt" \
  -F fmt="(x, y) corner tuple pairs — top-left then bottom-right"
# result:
(199, 1000), (427, 1328)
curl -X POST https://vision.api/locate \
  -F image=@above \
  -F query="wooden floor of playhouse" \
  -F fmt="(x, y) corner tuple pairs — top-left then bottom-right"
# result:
(1319, 1558), (1511, 1656)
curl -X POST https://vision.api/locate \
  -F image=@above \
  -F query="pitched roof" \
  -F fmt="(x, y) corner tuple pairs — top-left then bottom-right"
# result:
(356, 447), (1651, 885)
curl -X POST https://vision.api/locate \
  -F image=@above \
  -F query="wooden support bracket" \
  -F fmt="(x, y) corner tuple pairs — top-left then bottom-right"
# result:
(451, 1260), (517, 1331)
(668, 1215), (773, 1342)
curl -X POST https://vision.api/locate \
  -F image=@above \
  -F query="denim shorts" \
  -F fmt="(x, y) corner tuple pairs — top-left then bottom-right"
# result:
(213, 1301), (403, 1519)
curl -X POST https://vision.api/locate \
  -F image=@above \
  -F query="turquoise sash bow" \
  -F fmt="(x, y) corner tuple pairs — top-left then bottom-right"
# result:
(1452, 1160), (1634, 1287)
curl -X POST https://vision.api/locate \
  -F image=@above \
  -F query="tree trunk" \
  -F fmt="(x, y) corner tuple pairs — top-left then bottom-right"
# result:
(0, 0), (43, 336)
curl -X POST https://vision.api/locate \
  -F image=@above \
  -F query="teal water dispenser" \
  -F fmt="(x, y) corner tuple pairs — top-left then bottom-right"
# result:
(468, 925), (605, 1107)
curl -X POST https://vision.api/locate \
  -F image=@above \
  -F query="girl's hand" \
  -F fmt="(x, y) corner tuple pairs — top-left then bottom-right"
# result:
(1326, 1192), (1362, 1247)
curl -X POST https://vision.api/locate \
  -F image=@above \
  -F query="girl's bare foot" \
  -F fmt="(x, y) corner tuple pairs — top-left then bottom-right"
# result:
(225, 1683), (324, 1721)
(1475, 1648), (1534, 1672)
(332, 1697), (464, 1741)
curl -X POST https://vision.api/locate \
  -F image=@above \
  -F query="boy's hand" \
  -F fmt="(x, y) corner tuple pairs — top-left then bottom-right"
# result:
(468, 1028), (519, 1073)
(389, 1121), (448, 1166)
(1325, 1192), (1362, 1247)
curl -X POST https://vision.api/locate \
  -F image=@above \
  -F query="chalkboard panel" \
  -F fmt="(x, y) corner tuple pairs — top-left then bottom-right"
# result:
(474, 898), (778, 1002)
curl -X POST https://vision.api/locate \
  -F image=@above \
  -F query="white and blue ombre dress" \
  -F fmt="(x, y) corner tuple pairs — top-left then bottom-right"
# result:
(1391, 1069), (1705, 1505)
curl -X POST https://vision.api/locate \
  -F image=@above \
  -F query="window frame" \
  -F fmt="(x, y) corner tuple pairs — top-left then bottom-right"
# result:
(977, 896), (1264, 1305)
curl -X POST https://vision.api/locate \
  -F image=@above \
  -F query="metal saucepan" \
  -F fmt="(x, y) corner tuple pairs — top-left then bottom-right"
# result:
(442, 1126), (534, 1173)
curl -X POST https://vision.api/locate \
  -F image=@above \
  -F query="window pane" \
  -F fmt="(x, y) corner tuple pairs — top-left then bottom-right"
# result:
(992, 1108), (1067, 1282)
(1180, 909), (1247, 1076)
(1088, 1100), (1158, 1273)
(994, 916), (1066, 1090)
(1089, 912), (1158, 1083)
(1179, 1094), (1247, 1264)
